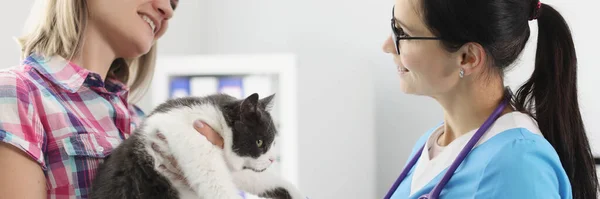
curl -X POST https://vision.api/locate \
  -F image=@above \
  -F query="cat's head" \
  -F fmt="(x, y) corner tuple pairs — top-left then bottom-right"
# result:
(222, 93), (277, 172)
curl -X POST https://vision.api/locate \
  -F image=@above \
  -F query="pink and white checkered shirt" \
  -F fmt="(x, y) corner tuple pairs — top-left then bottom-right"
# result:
(0, 54), (145, 199)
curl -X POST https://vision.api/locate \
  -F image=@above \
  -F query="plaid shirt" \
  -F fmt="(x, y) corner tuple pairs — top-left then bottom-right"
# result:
(0, 54), (145, 199)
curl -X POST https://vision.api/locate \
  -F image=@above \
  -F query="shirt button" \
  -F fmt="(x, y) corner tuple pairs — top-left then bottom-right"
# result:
(97, 146), (104, 152)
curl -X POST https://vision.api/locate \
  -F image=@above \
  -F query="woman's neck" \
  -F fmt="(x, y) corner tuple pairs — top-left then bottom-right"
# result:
(434, 79), (511, 146)
(71, 25), (116, 81)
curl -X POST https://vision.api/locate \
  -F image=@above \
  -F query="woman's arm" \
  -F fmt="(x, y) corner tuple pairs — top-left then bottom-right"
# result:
(0, 143), (47, 199)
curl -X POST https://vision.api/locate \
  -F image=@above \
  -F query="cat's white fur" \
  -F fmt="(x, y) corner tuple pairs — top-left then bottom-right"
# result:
(138, 103), (305, 199)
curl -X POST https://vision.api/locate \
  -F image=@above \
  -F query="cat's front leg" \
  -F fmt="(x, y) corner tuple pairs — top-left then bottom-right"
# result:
(232, 169), (306, 199)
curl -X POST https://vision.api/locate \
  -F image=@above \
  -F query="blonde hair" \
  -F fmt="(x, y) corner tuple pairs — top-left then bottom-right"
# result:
(17, 0), (155, 103)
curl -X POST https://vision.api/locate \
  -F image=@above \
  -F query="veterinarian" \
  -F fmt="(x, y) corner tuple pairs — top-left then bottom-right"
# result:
(0, 0), (222, 198)
(380, 0), (596, 198)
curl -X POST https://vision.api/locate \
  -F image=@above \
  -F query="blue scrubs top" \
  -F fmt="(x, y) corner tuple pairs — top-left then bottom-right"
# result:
(390, 113), (572, 199)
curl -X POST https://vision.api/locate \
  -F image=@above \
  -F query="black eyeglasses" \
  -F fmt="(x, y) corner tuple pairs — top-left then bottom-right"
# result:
(391, 6), (441, 55)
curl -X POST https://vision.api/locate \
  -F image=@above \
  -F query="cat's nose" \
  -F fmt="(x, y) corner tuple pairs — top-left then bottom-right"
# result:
(269, 158), (275, 163)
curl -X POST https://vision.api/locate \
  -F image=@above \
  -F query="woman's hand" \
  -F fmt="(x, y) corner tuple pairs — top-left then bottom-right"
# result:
(151, 120), (224, 187)
(193, 120), (224, 149)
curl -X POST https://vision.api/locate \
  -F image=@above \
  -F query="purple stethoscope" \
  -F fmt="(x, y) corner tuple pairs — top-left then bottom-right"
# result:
(383, 89), (511, 199)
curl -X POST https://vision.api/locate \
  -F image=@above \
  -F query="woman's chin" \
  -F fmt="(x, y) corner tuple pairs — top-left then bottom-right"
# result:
(119, 42), (153, 58)
(398, 84), (413, 94)
(398, 78), (414, 94)
(135, 41), (154, 55)
(399, 84), (428, 97)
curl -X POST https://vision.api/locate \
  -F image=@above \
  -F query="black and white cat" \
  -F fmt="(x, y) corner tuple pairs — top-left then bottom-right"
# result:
(90, 93), (305, 199)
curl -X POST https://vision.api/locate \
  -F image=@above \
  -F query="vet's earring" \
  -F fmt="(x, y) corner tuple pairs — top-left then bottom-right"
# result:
(459, 68), (465, 78)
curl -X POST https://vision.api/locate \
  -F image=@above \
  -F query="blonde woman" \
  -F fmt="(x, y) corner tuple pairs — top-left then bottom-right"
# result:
(0, 0), (223, 198)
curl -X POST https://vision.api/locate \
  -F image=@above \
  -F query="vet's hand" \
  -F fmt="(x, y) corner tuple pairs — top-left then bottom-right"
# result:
(193, 120), (224, 149)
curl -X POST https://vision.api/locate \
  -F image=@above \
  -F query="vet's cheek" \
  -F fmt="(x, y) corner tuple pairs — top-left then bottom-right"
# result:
(399, 46), (428, 73)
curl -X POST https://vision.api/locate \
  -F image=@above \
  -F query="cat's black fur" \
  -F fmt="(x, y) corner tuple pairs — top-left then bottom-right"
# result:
(259, 188), (291, 199)
(90, 133), (179, 199)
(89, 93), (291, 199)
(149, 93), (277, 160)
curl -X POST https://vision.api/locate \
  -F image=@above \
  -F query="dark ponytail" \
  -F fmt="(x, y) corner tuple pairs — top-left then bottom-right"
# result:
(514, 4), (598, 199)
(419, 0), (598, 198)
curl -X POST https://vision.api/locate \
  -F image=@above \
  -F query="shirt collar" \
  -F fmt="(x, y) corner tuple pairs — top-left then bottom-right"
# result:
(25, 53), (129, 96)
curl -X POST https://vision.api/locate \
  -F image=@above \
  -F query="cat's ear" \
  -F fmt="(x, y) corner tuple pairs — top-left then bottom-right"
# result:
(259, 93), (275, 111)
(240, 93), (260, 114)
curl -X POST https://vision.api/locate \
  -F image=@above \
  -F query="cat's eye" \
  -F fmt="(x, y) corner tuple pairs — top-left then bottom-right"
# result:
(256, 140), (263, 147)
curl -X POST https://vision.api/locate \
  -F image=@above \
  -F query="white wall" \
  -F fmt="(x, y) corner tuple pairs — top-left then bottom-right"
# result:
(0, 1), (33, 69)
